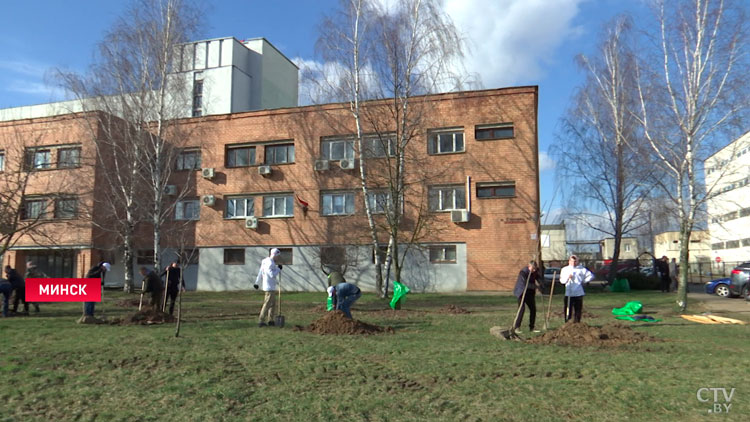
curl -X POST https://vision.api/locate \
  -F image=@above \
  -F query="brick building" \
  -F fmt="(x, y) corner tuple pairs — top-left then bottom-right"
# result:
(1, 86), (540, 292)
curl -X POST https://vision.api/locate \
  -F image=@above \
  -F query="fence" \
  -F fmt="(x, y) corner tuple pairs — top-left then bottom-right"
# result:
(685, 261), (744, 283)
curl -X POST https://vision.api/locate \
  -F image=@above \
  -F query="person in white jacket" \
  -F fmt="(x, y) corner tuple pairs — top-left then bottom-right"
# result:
(254, 248), (282, 327)
(559, 255), (593, 323)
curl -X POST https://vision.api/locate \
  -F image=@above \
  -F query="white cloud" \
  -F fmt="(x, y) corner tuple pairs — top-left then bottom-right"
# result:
(539, 151), (555, 171)
(444, 0), (585, 87)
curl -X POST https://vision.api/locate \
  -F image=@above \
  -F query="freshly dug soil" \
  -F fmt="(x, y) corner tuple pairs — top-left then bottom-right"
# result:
(438, 304), (471, 314)
(551, 310), (598, 319)
(527, 322), (657, 347)
(295, 310), (393, 335)
(116, 309), (175, 325)
(114, 298), (142, 308)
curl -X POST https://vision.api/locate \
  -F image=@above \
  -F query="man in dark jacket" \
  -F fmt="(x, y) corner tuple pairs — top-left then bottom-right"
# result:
(513, 261), (542, 333)
(160, 261), (184, 315)
(4, 265), (29, 315)
(83, 261), (110, 317)
(24, 261), (44, 313)
(1, 277), (13, 317)
(657, 256), (670, 293)
(139, 267), (164, 311)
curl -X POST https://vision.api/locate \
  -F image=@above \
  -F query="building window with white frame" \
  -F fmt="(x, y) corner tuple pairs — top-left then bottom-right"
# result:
(54, 197), (78, 219)
(428, 129), (464, 154)
(322, 191), (356, 216)
(321, 138), (354, 161)
(225, 196), (255, 219)
(366, 190), (392, 214)
(262, 194), (293, 217)
(429, 245), (457, 263)
(176, 149), (201, 170)
(428, 185), (466, 211)
(22, 198), (48, 220)
(364, 135), (396, 158)
(175, 199), (200, 220)
(226, 145), (255, 168)
(192, 78), (203, 117)
(264, 143), (295, 164)
(0, 151), (4, 171)
(26, 149), (52, 170)
(57, 147), (81, 168)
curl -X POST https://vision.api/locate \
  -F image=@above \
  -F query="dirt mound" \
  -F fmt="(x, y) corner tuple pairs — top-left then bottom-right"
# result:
(114, 298), (142, 308)
(117, 309), (175, 325)
(295, 310), (393, 335)
(551, 311), (598, 319)
(527, 322), (657, 347)
(438, 304), (470, 314)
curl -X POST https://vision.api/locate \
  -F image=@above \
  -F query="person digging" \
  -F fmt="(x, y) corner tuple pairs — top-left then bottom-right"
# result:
(513, 261), (543, 333)
(327, 282), (361, 319)
(139, 267), (165, 311)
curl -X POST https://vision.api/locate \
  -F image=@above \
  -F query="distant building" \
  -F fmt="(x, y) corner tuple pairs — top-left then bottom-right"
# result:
(653, 231), (711, 263)
(541, 223), (567, 264)
(704, 130), (750, 263)
(600, 237), (639, 260)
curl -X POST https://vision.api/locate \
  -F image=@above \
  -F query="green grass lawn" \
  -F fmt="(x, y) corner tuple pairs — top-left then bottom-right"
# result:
(1, 289), (747, 421)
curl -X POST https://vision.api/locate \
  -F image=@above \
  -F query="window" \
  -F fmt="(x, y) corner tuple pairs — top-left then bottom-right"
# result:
(27, 149), (51, 169)
(262, 194), (293, 217)
(275, 248), (294, 265)
(322, 192), (355, 216)
(0, 151), (5, 171)
(367, 191), (392, 214)
(54, 197), (78, 219)
(742, 238), (750, 247)
(321, 138), (354, 161)
(321, 246), (347, 268)
(137, 250), (155, 265)
(176, 149), (201, 170)
(740, 208), (750, 218)
(624, 244), (631, 252)
(22, 199), (48, 220)
(726, 240), (740, 249)
(429, 245), (456, 263)
(57, 147), (81, 168)
(224, 249), (245, 265)
(712, 242), (725, 250)
(226, 145), (255, 167)
(175, 199), (200, 220)
(428, 186), (466, 211)
(475, 123), (514, 140)
(225, 196), (255, 219)
(477, 181), (516, 198)
(428, 129), (464, 154)
(192, 79), (203, 117)
(264, 143), (295, 164)
(363, 135), (396, 158)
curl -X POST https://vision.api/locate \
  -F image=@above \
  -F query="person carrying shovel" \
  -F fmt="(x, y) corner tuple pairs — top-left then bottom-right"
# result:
(513, 261), (542, 333)
(559, 255), (593, 323)
(254, 248), (282, 327)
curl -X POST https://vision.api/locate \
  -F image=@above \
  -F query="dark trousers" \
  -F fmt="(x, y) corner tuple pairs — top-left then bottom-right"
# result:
(11, 285), (34, 313)
(514, 290), (536, 330)
(564, 296), (584, 323)
(1, 284), (13, 317)
(660, 276), (671, 292)
(165, 289), (178, 315)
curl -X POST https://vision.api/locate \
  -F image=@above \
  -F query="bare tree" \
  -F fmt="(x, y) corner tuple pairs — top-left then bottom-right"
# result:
(312, 0), (473, 296)
(59, 0), (203, 291)
(633, 0), (750, 310)
(554, 17), (655, 282)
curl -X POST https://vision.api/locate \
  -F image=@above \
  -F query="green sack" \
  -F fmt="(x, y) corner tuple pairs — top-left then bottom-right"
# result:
(615, 315), (661, 322)
(389, 281), (410, 310)
(326, 296), (334, 311)
(612, 301), (643, 316)
(611, 278), (630, 292)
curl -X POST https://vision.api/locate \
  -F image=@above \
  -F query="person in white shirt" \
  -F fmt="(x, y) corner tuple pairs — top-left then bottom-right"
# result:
(254, 248), (282, 327)
(559, 255), (593, 323)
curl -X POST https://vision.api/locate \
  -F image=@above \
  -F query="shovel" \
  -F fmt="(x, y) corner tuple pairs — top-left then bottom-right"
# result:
(274, 271), (285, 328)
(138, 277), (146, 311)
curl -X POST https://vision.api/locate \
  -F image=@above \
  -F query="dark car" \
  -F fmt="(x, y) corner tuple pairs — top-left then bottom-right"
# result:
(705, 277), (731, 297)
(595, 261), (640, 280)
(729, 262), (750, 298)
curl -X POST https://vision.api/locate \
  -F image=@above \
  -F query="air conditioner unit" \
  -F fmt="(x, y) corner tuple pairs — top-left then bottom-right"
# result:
(314, 159), (329, 171)
(201, 194), (215, 206)
(164, 185), (177, 195)
(451, 209), (470, 223)
(339, 159), (355, 170)
(258, 165), (272, 176)
(201, 167), (215, 179)
(244, 216), (258, 229)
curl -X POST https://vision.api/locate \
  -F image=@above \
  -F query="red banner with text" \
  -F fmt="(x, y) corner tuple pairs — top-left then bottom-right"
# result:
(25, 278), (102, 302)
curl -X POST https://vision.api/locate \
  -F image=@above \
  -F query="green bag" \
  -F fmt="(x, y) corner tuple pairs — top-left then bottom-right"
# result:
(389, 281), (410, 310)
(326, 296), (334, 311)
(612, 301), (643, 316)
(611, 278), (630, 292)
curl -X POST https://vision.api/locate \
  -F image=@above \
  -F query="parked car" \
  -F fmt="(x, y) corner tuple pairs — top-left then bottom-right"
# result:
(705, 277), (731, 297)
(543, 267), (561, 283)
(729, 262), (750, 298)
(595, 261), (640, 280)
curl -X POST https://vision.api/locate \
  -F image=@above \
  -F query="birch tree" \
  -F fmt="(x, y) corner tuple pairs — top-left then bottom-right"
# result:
(634, 0), (750, 310)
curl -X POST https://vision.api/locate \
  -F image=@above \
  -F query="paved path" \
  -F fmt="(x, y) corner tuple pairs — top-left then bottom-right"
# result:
(689, 283), (750, 320)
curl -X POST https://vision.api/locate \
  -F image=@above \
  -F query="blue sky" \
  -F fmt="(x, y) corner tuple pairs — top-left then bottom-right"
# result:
(0, 0), (649, 219)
